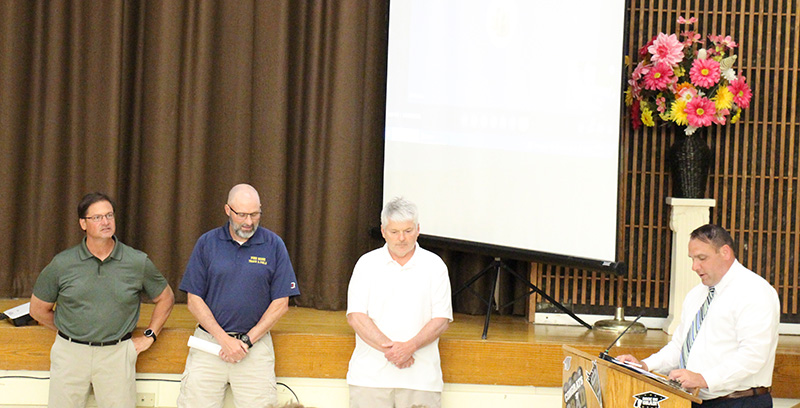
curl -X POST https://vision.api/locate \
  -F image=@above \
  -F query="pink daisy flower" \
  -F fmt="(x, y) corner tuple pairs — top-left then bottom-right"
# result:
(643, 63), (674, 91)
(685, 97), (717, 127)
(729, 77), (753, 109)
(648, 33), (684, 66)
(690, 58), (721, 88)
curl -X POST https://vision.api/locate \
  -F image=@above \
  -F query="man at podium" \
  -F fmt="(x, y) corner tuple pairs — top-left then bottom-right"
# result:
(617, 224), (779, 407)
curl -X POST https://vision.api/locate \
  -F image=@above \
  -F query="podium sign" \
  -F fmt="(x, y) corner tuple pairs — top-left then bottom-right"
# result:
(562, 345), (701, 408)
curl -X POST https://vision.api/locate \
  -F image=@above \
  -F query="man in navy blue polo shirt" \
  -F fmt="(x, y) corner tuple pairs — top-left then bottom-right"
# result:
(177, 183), (300, 407)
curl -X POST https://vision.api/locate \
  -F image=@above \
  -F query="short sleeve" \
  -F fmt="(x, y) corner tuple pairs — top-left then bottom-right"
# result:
(346, 256), (370, 315)
(32, 259), (61, 303)
(268, 237), (300, 300)
(142, 257), (168, 299)
(430, 258), (453, 321)
(179, 236), (210, 297)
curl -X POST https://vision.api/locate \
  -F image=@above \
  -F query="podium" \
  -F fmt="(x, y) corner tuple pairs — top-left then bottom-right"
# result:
(562, 345), (701, 407)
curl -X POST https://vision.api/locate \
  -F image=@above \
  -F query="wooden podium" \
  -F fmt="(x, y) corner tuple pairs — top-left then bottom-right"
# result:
(562, 345), (701, 407)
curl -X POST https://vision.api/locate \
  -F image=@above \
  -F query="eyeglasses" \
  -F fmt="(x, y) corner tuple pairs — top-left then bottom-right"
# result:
(228, 205), (262, 220)
(82, 212), (115, 223)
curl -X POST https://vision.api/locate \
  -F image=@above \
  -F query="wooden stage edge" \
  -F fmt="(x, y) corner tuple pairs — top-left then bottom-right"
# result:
(2, 301), (799, 398)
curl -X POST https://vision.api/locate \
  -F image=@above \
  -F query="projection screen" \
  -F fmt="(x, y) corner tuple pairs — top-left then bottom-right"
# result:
(383, 0), (626, 263)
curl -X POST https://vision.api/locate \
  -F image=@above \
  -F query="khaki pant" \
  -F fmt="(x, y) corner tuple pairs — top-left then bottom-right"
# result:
(349, 385), (441, 408)
(177, 327), (277, 408)
(48, 335), (138, 408)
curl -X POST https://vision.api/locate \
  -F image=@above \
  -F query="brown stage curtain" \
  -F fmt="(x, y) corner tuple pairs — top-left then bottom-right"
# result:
(0, 1), (390, 310)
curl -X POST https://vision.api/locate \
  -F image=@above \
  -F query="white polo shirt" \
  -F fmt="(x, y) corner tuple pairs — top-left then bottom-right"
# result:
(346, 243), (453, 392)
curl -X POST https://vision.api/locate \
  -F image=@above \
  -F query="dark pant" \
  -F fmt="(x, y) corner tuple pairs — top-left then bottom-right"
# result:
(692, 393), (772, 408)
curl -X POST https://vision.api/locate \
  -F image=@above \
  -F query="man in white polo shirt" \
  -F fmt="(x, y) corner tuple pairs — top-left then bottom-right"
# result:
(346, 197), (453, 408)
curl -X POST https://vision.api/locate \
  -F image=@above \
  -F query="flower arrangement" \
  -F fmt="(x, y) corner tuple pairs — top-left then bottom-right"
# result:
(625, 16), (753, 135)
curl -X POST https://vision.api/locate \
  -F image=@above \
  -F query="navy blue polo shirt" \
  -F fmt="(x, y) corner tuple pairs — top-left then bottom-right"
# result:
(179, 223), (300, 333)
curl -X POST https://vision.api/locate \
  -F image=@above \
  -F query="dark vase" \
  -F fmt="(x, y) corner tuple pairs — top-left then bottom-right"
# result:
(667, 131), (713, 198)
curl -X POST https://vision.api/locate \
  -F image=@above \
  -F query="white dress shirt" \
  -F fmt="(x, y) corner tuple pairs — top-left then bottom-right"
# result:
(643, 260), (780, 399)
(346, 243), (453, 392)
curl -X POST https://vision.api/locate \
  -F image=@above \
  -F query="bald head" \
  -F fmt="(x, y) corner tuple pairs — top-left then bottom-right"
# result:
(225, 184), (262, 241)
(227, 184), (261, 208)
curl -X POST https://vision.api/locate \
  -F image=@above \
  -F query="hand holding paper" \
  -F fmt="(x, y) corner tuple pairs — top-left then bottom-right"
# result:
(187, 335), (222, 356)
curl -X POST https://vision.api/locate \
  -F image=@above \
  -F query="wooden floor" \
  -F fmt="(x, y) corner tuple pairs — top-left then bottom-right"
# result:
(2, 300), (799, 398)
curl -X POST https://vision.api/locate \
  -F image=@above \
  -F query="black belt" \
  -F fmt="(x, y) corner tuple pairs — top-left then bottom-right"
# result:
(197, 325), (248, 339)
(714, 387), (770, 401)
(58, 331), (132, 347)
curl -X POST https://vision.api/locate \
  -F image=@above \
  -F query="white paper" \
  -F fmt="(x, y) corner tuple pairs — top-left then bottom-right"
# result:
(187, 335), (222, 356)
(4, 302), (30, 319)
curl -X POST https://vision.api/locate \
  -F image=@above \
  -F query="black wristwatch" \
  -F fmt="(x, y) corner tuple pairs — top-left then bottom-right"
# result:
(239, 334), (253, 348)
(144, 328), (157, 342)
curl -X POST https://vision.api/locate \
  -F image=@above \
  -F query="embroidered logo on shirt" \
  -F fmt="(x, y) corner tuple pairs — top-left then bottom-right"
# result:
(249, 256), (268, 265)
(290, 282), (296, 289)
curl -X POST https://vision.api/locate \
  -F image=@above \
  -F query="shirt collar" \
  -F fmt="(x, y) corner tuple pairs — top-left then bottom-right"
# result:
(79, 236), (121, 261)
(215, 221), (266, 246)
(380, 242), (420, 267)
(712, 259), (743, 293)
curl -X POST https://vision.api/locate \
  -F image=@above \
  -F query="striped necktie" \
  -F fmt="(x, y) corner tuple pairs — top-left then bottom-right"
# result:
(679, 286), (715, 369)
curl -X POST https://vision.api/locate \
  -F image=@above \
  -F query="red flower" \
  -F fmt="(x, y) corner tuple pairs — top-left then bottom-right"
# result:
(631, 101), (642, 130)
(639, 38), (655, 59)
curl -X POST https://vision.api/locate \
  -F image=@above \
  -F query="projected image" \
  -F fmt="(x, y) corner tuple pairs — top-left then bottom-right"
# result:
(384, 0), (625, 262)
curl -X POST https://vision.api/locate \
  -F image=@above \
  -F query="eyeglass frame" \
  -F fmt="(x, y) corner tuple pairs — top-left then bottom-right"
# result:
(81, 212), (115, 223)
(227, 205), (262, 220)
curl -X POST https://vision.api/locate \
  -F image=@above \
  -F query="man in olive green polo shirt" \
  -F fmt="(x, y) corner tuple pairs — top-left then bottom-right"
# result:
(30, 192), (174, 408)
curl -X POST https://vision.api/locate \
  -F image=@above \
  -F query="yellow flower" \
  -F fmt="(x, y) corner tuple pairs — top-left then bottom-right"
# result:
(674, 65), (686, 79)
(731, 109), (742, 124)
(641, 106), (655, 127)
(625, 87), (633, 106)
(714, 86), (734, 110)
(670, 99), (689, 126)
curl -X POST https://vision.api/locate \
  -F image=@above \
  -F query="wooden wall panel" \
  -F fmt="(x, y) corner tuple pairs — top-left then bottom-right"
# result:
(534, 0), (800, 322)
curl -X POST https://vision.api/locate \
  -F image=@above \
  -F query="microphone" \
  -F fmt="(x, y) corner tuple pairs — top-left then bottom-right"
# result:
(598, 311), (644, 362)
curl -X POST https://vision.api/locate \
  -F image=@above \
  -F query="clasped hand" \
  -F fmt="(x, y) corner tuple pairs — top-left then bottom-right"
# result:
(218, 335), (249, 363)
(382, 340), (416, 369)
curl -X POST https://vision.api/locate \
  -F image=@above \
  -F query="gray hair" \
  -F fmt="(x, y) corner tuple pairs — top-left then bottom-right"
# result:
(381, 197), (419, 227)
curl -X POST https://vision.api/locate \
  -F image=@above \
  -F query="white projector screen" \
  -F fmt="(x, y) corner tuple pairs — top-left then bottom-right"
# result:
(383, 0), (625, 263)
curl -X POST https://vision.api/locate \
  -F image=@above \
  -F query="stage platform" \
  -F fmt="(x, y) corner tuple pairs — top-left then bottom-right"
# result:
(2, 300), (799, 398)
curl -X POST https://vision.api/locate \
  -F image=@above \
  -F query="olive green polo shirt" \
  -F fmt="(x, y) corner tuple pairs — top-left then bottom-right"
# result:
(33, 237), (168, 342)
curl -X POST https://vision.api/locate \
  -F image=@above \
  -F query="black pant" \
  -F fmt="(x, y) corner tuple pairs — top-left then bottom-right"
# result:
(692, 393), (772, 408)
